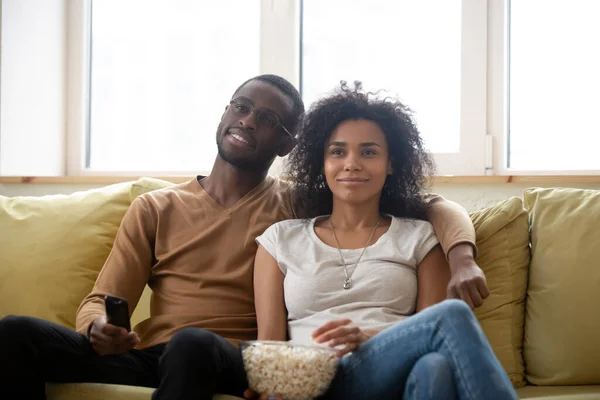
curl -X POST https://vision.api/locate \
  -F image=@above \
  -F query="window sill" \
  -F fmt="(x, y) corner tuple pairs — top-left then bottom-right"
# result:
(1, 175), (600, 185)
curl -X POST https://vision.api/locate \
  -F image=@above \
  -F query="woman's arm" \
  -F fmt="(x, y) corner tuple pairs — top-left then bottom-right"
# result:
(253, 244), (288, 341)
(416, 244), (451, 312)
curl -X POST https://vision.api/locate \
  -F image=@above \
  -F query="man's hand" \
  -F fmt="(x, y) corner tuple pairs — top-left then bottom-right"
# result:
(243, 389), (283, 400)
(89, 315), (139, 355)
(312, 319), (372, 357)
(447, 243), (490, 308)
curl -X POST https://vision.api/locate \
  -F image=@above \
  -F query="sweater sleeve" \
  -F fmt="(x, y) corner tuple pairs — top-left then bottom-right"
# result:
(75, 196), (156, 336)
(423, 193), (477, 259)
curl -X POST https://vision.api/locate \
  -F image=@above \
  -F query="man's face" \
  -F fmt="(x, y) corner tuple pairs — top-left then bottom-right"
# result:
(216, 80), (295, 171)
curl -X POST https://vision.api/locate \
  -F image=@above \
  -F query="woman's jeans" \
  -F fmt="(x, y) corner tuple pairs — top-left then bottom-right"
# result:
(326, 300), (518, 400)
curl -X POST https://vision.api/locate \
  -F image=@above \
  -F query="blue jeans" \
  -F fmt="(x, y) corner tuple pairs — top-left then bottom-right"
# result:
(325, 300), (518, 400)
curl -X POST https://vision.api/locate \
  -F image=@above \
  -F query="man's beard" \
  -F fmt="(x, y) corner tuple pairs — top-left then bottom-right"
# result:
(216, 123), (272, 172)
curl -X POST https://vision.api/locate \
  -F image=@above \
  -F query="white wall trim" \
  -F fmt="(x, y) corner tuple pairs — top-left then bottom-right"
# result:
(65, 0), (90, 176)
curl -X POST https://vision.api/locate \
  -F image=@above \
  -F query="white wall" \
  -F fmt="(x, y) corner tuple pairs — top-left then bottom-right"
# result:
(433, 183), (600, 211)
(0, 0), (67, 176)
(2, 181), (600, 212)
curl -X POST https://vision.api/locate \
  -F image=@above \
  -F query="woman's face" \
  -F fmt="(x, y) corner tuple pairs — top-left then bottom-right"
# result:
(323, 119), (390, 206)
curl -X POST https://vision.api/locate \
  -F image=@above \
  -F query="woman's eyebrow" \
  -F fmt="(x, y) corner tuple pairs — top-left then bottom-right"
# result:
(360, 142), (382, 147)
(327, 141), (383, 147)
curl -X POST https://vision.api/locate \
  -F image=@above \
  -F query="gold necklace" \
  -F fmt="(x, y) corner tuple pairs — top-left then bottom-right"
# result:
(329, 216), (381, 290)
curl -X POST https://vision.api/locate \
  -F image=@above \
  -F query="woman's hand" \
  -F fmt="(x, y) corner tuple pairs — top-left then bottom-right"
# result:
(312, 319), (372, 357)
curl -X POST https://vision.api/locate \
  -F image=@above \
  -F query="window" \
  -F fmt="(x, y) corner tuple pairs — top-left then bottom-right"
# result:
(508, 0), (600, 171)
(302, 0), (461, 153)
(302, 0), (488, 175)
(70, 0), (486, 176)
(87, 0), (260, 173)
(11, 1), (597, 177)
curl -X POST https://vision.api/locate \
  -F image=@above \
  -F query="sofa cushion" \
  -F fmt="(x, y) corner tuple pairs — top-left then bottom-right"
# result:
(0, 178), (174, 329)
(523, 187), (600, 385)
(46, 382), (243, 400)
(0, 182), (136, 328)
(469, 197), (530, 388)
(516, 384), (600, 399)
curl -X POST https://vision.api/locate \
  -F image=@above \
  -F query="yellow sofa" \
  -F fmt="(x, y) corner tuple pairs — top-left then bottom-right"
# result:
(468, 188), (600, 399)
(1, 178), (599, 399)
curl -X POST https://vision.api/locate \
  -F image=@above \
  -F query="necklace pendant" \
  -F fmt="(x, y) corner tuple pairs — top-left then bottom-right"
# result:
(343, 278), (352, 290)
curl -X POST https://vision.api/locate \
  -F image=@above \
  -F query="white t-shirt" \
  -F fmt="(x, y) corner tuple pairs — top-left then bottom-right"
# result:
(256, 216), (439, 345)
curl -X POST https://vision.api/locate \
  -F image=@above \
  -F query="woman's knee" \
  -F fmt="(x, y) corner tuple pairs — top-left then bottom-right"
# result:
(432, 300), (484, 341)
(435, 299), (475, 322)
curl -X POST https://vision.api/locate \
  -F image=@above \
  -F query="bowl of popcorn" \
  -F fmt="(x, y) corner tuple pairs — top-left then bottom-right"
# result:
(240, 340), (340, 400)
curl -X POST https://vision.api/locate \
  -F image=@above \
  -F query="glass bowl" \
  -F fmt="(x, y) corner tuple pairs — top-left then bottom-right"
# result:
(240, 340), (339, 400)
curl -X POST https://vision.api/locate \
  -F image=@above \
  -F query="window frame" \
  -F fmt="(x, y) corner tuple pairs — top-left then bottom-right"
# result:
(429, 0), (488, 176)
(488, 0), (600, 176)
(63, 0), (600, 178)
(66, 0), (301, 177)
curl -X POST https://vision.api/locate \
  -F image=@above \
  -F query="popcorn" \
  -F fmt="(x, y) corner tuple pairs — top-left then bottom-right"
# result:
(241, 342), (339, 400)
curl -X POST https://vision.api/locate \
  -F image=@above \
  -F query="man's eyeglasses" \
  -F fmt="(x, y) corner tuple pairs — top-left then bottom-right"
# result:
(229, 98), (294, 138)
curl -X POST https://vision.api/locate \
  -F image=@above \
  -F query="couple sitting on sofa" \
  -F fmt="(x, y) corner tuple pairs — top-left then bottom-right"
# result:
(0, 75), (517, 400)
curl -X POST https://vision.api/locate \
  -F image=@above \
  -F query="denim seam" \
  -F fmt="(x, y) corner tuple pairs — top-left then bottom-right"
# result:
(407, 370), (419, 399)
(438, 324), (478, 399)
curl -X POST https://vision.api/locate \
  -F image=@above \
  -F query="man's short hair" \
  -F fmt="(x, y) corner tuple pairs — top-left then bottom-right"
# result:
(234, 74), (305, 134)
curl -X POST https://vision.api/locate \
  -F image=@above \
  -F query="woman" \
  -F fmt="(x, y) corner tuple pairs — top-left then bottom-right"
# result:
(251, 82), (517, 400)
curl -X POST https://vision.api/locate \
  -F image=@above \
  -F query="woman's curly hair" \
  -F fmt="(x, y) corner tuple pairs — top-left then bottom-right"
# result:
(287, 81), (435, 220)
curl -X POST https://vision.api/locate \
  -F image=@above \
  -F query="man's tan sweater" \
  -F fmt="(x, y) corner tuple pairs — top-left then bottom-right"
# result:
(76, 176), (475, 349)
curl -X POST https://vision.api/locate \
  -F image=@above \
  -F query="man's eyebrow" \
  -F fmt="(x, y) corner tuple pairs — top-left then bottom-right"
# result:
(232, 95), (254, 106)
(233, 95), (282, 116)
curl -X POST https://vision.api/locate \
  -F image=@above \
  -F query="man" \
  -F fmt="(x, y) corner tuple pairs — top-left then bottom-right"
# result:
(0, 75), (488, 399)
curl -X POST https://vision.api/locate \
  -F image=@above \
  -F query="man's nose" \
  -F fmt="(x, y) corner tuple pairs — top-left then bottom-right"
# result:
(239, 113), (257, 131)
